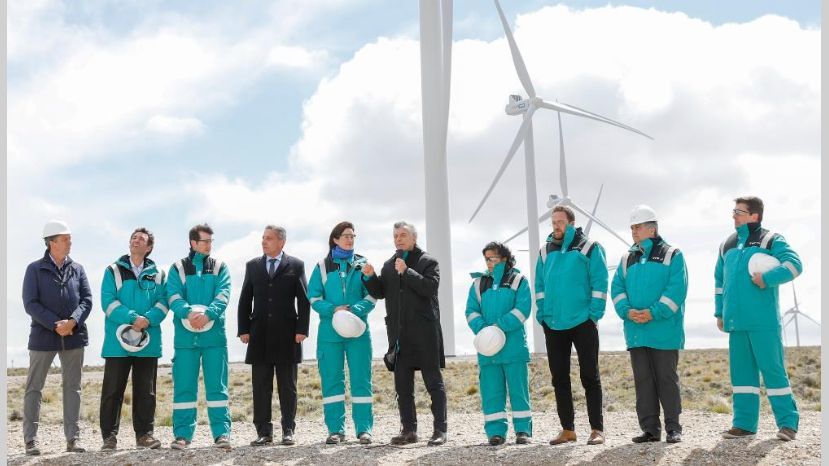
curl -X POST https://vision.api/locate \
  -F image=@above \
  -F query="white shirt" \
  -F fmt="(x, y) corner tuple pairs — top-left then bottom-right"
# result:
(266, 251), (284, 274)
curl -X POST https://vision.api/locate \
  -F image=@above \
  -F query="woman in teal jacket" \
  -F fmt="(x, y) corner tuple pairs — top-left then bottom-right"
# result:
(465, 242), (532, 446)
(308, 221), (377, 445)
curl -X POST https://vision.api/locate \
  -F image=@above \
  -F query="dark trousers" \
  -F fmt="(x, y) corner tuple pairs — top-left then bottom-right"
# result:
(252, 363), (297, 436)
(99, 357), (158, 440)
(543, 319), (604, 431)
(629, 347), (682, 436)
(394, 364), (447, 433)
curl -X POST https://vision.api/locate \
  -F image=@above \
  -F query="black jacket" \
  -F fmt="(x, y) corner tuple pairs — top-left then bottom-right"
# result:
(237, 253), (310, 365)
(365, 246), (445, 370)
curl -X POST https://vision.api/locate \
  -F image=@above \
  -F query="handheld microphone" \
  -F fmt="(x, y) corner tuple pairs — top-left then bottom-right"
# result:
(395, 249), (404, 276)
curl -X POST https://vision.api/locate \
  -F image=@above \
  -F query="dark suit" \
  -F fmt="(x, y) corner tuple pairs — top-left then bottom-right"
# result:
(364, 246), (447, 433)
(238, 253), (310, 436)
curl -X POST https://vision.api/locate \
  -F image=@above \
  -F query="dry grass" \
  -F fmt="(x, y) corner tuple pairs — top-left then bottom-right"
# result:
(7, 346), (820, 425)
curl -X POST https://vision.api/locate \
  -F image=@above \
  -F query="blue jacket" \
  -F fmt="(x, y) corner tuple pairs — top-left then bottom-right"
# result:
(22, 251), (93, 351)
(465, 263), (531, 366)
(715, 222), (802, 331)
(101, 255), (168, 358)
(534, 225), (608, 330)
(167, 251), (232, 349)
(307, 252), (376, 343)
(611, 236), (687, 350)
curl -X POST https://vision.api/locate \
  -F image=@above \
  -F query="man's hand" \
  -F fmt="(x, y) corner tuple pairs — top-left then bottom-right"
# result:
(55, 319), (76, 336)
(627, 310), (640, 322)
(295, 334), (307, 343)
(188, 311), (209, 329)
(132, 316), (150, 331)
(239, 334), (250, 344)
(751, 272), (767, 289)
(717, 318), (724, 332)
(394, 258), (407, 275)
(638, 309), (653, 323)
(362, 263), (375, 277)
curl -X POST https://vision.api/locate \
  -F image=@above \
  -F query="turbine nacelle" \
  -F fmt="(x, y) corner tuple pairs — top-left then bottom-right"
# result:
(546, 194), (561, 208)
(505, 95), (530, 116)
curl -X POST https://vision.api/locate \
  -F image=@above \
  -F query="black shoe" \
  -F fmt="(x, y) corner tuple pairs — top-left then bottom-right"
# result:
(250, 435), (273, 446)
(391, 430), (418, 445)
(489, 435), (505, 446)
(632, 432), (660, 443)
(428, 431), (447, 446)
(515, 432), (531, 444)
(25, 440), (41, 456)
(325, 433), (345, 445)
(282, 429), (296, 446)
(101, 435), (117, 451)
(666, 431), (682, 443)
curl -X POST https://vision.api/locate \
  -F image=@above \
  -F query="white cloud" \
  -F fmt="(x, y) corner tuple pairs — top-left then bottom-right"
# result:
(267, 45), (329, 70)
(145, 114), (205, 136)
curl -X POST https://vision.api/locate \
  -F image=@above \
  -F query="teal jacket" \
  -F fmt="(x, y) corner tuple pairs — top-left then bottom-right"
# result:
(534, 225), (608, 330)
(465, 263), (531, 366)
(611, 236), (687, 350)
(715, 222), (802, 331)
(167, 251), (232, 349)
(100, 255), (168, 358)
(308, 252), (376, 343)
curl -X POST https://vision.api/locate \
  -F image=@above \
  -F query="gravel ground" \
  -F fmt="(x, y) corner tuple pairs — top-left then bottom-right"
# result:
(6, 410), (820, 465)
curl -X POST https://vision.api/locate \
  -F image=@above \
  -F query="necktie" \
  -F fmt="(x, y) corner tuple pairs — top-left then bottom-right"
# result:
(268, 258), (277, 278)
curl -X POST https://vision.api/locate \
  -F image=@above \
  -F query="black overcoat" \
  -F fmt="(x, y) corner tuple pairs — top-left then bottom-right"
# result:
(365, 246), (445, 370)
(237, 253), (310, 365)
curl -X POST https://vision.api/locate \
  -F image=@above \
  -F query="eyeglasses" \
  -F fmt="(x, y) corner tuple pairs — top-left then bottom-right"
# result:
(484, 256), (502, 263)
(732, 208), (750, 216)
(196, 238), (214, 243)
(339, 234), (357, 240)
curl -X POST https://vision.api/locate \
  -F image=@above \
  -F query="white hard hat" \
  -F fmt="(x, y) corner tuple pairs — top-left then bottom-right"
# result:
(629, 205), (658, 226)
(747, 253), (781, 277)
(116, 324), (150, 353)
(181, 304), (215, 333)
(474, 325), (506, 357)
(332, 310), (366, 338)
(43, 219), (71, 238)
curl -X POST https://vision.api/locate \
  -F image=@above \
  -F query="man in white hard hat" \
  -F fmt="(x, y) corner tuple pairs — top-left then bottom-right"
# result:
(716, 196), (801, 441)
(99, 228), (168, 451)
(22, 220), (93, 455)
(611, 205), (687, 444)
(535, 206), (608, 446)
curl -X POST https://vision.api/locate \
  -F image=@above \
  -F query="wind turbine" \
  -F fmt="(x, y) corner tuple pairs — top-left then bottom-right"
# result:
(470, 0), (650, 352)
(420, 0), (455, 355)
(782, 283), (820, 347)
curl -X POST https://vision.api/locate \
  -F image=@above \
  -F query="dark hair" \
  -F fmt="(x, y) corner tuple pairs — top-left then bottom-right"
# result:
(552, 205), (576, 223)
(189, 223), (214, 244)
(329, 221), (355, 249)
(131, 227), (155, 258)
(44, 235), (58, 248)
(482, 241), (516, 267)
(734, 196), (764, 222)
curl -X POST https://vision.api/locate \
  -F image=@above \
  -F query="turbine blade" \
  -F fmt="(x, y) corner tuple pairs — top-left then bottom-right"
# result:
(469, 108), (535, 223)
(538, 100), (653, 139)
(568, 201), (630, 247)
(584, 183), (604, 235)
(494, 0), (536, 98)
(800, 313), (821, 326)
(557, 112), (568, 198)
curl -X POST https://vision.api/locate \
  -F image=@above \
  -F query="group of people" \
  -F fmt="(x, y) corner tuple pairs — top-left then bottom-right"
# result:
(19, 195), (802, 456)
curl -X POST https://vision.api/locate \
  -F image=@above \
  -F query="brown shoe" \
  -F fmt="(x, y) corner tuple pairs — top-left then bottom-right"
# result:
(137, 433), (161, 449)
(391, 430), (418, 445)
(101, 435), (117, 451)
(587, 430), (605, 445)
(550, 430), (577, 445)
(66, 438), (86, 453)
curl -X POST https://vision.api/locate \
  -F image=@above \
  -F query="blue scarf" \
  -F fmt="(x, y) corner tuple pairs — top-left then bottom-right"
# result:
(332, 245), (354, 261)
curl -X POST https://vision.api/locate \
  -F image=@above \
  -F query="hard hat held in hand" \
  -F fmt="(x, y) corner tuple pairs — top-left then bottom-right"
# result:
(42, 219), (71, 238)
(181, 304), (215, 333)
(332, 309), (366, 338)
(629, 205), (657, 226)
(474, 325), (506, 357)
(116, 324), (150, 353)
(748, 253), (781, 277)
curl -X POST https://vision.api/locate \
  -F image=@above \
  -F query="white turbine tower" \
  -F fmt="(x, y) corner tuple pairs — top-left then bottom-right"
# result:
(782, 283), (820, 347)
(471, 0), (650, 352)
(420, 0), (455, 355)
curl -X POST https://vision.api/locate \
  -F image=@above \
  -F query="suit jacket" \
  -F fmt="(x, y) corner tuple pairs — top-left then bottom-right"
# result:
(238, 253), (310, 365)
(364, 246), (445, 370)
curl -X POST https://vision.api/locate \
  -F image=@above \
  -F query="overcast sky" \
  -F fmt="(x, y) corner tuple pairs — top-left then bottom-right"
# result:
(7, 0), (821, 367)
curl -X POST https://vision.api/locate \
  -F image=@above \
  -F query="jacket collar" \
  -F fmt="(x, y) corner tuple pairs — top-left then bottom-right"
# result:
(41, 249), (73, 270)
(736, 222), (762, 244)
